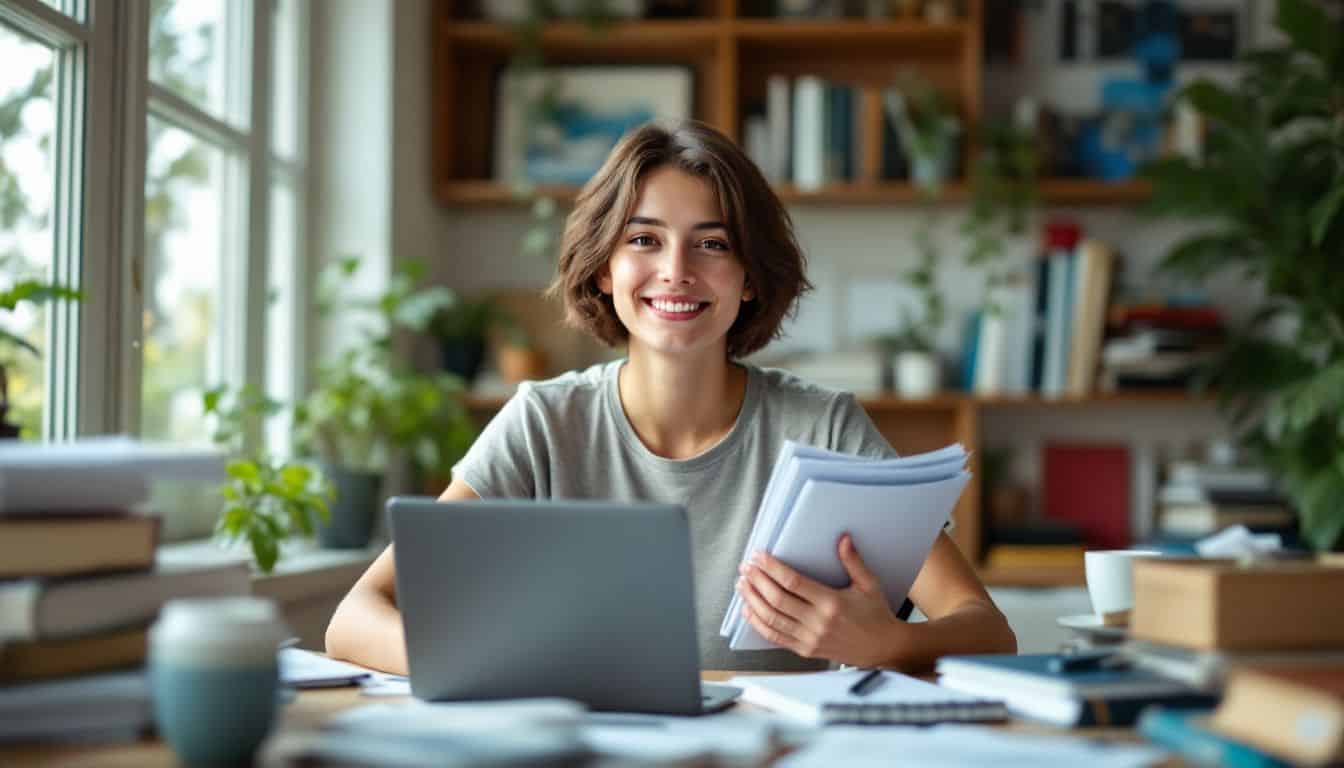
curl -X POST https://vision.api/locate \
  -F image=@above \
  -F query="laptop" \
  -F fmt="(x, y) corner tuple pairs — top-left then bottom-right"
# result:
(388, 497), (742, 715)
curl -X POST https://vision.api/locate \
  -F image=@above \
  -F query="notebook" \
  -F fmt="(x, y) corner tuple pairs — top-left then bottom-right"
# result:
(720, 442), (970, 651)
(728, 669), (1006, 726)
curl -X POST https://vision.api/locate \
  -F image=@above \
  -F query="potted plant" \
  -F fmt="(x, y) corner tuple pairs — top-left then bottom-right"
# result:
(961, 118), (1041, 308)
(494, 320), (550, 384)
(887, 72), (961, 191)
(295, 256), (478, 548)
(202, 386), (334, 573)
(884, 217), (947, 399)
(1142, 0), (1344, 551)
(429, 293), (508, 386)
(0, 279), (80, 439)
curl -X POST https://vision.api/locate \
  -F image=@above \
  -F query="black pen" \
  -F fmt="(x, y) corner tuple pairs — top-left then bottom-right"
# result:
(848, 668), (884, 696)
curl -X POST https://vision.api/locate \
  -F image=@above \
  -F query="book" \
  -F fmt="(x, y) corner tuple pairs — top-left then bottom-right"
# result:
(1158, 503), (1295, 537)
(0, 624), (147, 684)
(1211, 665), (1344, 766)
(728, 669), (1006, 726)
(1138, 707), (1290, 768)
(0, 670), (150, 744)
(1042, 442), (1130, 549)
(1126, 639), (1344, 691)
(0, 556), (250, 642)
(936, 653), (1218, 727)
(0, 514), (159, 579)
(1064, 239), (1115, 397)
(719, 442), (969, 651)
(983, 544), (1085, 569)
(0, 436), (225, 513)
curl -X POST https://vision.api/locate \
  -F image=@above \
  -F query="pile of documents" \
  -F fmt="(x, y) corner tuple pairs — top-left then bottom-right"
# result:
(720, 442), (970, 651)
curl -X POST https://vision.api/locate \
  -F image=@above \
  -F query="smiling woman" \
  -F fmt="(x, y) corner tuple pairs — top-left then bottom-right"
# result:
(325, 120), (1015, 676)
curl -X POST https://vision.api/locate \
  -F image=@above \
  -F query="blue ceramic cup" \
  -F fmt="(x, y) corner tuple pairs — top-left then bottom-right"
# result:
(149, 597), (287, 766)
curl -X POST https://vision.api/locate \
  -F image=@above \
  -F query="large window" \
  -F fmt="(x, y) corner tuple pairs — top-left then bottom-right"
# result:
(0, 0), (307, 449)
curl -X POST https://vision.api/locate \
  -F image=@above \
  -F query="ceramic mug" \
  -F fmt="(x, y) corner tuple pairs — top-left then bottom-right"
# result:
(149, 597), (288, 766)
(1084, 549), (1161, 626)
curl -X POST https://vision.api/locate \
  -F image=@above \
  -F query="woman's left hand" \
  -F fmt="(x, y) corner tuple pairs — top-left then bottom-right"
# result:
(736, 534), (906, 668)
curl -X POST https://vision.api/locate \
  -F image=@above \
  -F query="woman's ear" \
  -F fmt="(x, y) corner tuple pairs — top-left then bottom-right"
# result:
(597, 264), (613, 295)
(742, 280), (755, 302)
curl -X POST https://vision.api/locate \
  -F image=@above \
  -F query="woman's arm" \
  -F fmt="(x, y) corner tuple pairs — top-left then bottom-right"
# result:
(323, 477), (480, 674)
(737, 531), (1016, 671)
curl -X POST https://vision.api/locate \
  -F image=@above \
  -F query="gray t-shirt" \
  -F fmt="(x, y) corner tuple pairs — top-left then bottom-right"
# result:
(452, 360), (898, 671)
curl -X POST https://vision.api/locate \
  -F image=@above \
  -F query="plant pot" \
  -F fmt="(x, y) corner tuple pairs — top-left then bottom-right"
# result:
(440, 338), (486, 385)
(911, 142), (956, 189)
(895, 351), (940, 399)
(496, 344), (549, 384)
(318, 464), (382, 550)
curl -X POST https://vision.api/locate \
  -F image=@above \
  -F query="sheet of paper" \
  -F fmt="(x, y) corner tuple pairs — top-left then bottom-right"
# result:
(581, 710), (782, 764)
(776, 724), (1168, 768)
(279, 648), (375, 688)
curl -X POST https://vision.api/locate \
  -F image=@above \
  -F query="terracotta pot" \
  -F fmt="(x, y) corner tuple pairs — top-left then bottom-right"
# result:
(497, 345), (548, 384)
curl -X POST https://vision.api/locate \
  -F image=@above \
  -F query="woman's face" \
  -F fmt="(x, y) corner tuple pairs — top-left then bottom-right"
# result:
(598, 165), (754, 362)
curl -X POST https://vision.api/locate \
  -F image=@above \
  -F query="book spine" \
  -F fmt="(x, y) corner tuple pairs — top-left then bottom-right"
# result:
(766, 75), (791, 182)
(1138, 707), (1290, 768)
(1078, 692), (1218, 727)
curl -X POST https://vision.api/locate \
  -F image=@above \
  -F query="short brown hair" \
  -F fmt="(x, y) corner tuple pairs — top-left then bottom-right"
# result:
(547, 120), (813, 358)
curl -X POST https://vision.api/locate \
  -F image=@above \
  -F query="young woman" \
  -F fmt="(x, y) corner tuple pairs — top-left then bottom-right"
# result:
(325, 120), (1016, 675)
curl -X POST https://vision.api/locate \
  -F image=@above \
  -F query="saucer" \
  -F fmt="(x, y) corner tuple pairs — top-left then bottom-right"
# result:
(1056, 613), (1129, 641)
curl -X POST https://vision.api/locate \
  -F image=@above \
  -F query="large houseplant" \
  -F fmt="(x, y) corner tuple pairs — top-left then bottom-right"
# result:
(1142, 0), (1344, 550)
(295, 257), (477, 547)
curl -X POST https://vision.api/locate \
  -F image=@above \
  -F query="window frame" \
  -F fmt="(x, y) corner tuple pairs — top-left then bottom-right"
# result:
(0, 0), (309, 449)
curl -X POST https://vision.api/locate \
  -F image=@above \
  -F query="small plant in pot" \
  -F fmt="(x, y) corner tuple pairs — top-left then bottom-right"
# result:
(883, 197), (947, 399)
(887, 72), (961, 191)
(430, 294), (509, 387)
(201, 386), (334, 574)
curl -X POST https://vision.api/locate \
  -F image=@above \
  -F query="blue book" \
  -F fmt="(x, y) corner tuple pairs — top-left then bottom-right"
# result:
(1138, 708), (1291, 768)
(936, 653), (1219, 727)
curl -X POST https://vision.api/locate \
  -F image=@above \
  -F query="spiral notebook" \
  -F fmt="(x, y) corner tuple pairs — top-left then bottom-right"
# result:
(730, 669), (1007, 726)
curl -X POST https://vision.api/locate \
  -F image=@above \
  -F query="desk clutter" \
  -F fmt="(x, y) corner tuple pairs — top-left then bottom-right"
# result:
(0, 438), (245, 744)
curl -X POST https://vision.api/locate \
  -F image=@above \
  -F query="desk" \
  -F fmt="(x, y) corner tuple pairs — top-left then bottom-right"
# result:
(1, 671), (1177, 767)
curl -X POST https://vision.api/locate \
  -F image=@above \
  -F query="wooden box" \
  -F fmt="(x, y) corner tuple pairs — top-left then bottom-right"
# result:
(1131, 558), (1344, 652)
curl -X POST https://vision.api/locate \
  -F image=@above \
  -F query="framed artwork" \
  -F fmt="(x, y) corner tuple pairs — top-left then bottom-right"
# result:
(493, 66), (694, 186)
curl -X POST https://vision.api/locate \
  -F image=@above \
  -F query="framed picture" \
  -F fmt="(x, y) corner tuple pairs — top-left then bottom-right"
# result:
(493, 66), (694, 186)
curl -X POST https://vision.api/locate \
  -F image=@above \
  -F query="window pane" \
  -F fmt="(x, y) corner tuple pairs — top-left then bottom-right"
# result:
(0, 26), (55, 440)
(37, 0), (85, 23)
(149, 0), (231, 122)
(264, 175), (298, 456)
(142, 118), (230, 443)
(271, 0), (301, 160)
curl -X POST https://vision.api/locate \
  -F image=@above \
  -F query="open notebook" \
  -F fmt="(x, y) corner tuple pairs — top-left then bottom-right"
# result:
(729, 669), (1006, 726)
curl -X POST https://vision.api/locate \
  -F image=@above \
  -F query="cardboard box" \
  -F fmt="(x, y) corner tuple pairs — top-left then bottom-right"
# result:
(1131, 558), (1344, 652)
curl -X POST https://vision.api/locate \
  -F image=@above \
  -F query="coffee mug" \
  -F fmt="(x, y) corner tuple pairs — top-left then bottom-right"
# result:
(149, 597), (288, 766)
(1084, 549), (1161, 626)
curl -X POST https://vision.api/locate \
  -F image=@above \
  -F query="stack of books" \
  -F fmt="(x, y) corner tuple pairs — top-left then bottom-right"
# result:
(1155, 460), (1295, 541)
(0, 438), (246, 743)
(720, 442), (969, 651)
(1140, 666), (1344, 767)
(1099, 302), (1226, 392)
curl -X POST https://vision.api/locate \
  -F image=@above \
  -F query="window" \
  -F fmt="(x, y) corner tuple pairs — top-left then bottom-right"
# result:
(1, 0), (308, 538)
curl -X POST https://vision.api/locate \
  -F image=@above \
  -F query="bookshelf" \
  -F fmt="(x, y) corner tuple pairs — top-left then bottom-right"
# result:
(462, 390), (1204, 585)
(431, 0), (1154, 208)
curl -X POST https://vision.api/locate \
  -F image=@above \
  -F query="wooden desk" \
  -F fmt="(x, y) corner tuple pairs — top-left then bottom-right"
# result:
(1, 671), (1176, 767)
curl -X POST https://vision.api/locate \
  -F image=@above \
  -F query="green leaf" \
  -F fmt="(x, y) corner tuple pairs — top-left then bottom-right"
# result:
(1310, 183), (1344, 247)
(0, 327), (39, 356)
(1275, 0), (1340, 69)
(248, 527), (280, 573)
(226, 460), (262, 483)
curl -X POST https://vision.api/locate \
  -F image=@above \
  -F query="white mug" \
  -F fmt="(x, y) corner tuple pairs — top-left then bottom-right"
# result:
(1084, 549), (1161, 625)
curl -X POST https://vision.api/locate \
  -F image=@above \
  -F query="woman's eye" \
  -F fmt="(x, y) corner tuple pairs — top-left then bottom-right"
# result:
(701, 239), (730, 251)
(629, 234), (657, 247)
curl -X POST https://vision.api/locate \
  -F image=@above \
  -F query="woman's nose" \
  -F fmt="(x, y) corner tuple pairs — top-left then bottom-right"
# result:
(658, 249), (695, 285)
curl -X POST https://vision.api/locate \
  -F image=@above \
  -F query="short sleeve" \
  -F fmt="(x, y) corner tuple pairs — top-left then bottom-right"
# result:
(824, 392), (899, 460)
(450, 384), (549, 499)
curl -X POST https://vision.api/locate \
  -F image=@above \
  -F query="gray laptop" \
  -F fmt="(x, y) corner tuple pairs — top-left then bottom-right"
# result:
(388, 497), (741, 715)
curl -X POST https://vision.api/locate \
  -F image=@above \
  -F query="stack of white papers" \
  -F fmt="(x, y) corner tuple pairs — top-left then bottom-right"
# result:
(0, 436), (225, 513)
(720, 442), (970, 651)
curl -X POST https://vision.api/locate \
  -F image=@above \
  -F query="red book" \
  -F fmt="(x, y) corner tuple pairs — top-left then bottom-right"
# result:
(1043, 443), (1130, 549)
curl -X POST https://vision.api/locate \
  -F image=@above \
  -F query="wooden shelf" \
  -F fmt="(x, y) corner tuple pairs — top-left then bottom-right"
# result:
(438, 179), (1152, 207)
(733, 19), (967, 48)
(978, 563), (1086, 588)
(445, 20), (720, 53)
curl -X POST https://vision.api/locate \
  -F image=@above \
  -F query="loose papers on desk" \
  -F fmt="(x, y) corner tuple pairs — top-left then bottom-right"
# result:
(721, 442), (970, 651)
